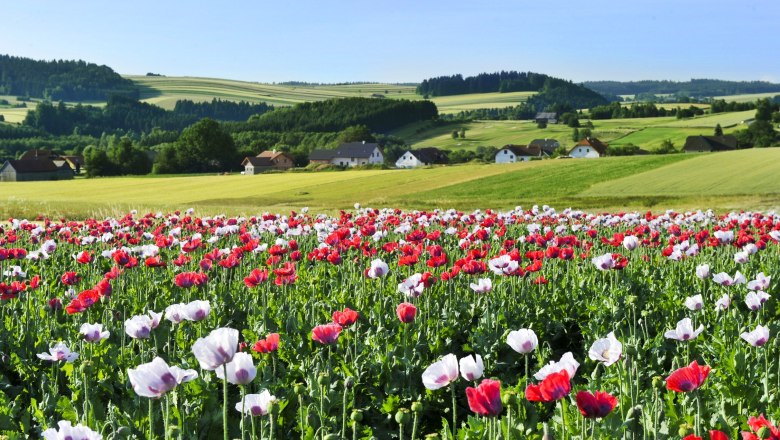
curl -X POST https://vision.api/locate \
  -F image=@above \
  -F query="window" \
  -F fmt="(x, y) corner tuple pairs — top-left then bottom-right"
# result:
(504, 150), (508, 154)
(579, 148), (582, 152)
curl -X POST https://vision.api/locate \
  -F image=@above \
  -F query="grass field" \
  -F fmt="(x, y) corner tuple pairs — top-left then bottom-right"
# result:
(2, 149), (778, 218)
(402, 108), (752, 152)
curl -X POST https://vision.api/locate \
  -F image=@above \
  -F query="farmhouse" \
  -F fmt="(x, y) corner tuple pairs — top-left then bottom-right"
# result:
(395, 147), (448, 168)
(569, 137), (608, 158)
(495, 145), (543, 163)
(308, 142), (383, 168)
(241, 150), (295, 175)
(683, 135), (738, 153)
(528, 138), (561, 156)
(0, 159), (74, 182)
(535, 112), (558, 124)
(19, 148), (59, 161)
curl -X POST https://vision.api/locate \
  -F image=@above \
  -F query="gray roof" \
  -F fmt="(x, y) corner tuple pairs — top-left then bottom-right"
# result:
(498, 145), (542, 157)
(332, 142), (380, 158)
(529, 138), (560, 154)
(309, 149), (336, 161)
(242, 157), (273, 167)
(535, 112), (557, 120)
(2, 159), (68, 173)
(405, 147), (447, 164)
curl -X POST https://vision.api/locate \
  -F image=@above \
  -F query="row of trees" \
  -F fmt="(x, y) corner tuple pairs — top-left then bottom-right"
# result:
(0, 54), (139, 101)
(583, 79), (780, 98)
(416, 71), (554, 96)
(232, 98), (438, 133)
(172, 99), (274, 121)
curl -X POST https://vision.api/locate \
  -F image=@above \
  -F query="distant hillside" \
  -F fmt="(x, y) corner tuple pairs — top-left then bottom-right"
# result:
(416, 71), (609, 111)
(584, 79), (780, 99)
(234, 97), (438, 133)
(0, 54), (139, 101)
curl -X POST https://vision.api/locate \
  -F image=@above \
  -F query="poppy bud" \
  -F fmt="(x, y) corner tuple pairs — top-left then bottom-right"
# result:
(268, 399), (279, 416)
(317, 373), (329, 386)
(411, 402), (423, 413)
(678, 423), (692, 437)
(345, 376), (355, 389)
(350, 410), (363, 422)
(294, 383), (306, 394)
(395, 409), (409, 424)
(651, 376), (663, 389)
(501, 390), (517, 406)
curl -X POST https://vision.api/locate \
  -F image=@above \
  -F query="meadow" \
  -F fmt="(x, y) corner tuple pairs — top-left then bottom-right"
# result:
(401, 110), (753, 152)
(1, 149), (779, 220)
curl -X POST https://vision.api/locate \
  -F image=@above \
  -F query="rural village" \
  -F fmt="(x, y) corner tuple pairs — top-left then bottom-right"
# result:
(2, 2), (780, 439)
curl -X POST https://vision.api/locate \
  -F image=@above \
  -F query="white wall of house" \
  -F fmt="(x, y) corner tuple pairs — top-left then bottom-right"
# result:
(244, 165), (255, 175)
(368, 147), (384, 164)
(396, 152), (425, 168)
(332, 148), (384, 167)
(569, 146), (600, 158)
(495, 149), (516, 163)
(495, 149), (534, 163)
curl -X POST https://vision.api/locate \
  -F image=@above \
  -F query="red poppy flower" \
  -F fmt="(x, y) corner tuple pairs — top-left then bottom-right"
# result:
(666, 360), (711, 393)
(466, 379), (502, 417)
(243, 268), (269, 288)
(252, 333), (280, 354)
(145, 256), (167, 268)
(173, 254), (191, 266)
(311, 323), (342, 345)
(708, 431), (729, 440)
(525, 370), (571, 403)
(332, 308), (359, 326)
(76, 251), (93, 264)
(174, 272), (208, 288)
(94, 278), (112, 297)
(742, 414), (780, 440)
(48, 297), (62, 312)
(273, 263), (297, 286)
(396, 302), (417, 323)
(575, 391), (617, 419)
(60, 272), (81, 286)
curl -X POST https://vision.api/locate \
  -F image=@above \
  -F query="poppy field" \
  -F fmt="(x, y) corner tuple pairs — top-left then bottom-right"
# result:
(1, 205), (779, 439)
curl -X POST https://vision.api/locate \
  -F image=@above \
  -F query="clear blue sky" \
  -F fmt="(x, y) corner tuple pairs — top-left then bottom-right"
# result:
(3, 0), (778, 84)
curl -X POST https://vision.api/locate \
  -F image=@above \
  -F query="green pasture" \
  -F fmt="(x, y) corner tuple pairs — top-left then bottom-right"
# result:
(658, 110), (755, 128)
(714, 92), (780, 103)
(2, 149), (779, 218)
(582, 148), (780, 198)
(400, 120), (575, 150)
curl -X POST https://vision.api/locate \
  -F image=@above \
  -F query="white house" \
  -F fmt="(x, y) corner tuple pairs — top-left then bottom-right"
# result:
(569, 137), (608, 159)
(395, 148), (447, 168)
(319, 141), (383, 167)
(495, 145), (543, 163)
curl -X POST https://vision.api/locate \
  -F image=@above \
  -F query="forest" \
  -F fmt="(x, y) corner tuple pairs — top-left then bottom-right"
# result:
(583, 78), (780, 98)
(0, 54), (139, 101)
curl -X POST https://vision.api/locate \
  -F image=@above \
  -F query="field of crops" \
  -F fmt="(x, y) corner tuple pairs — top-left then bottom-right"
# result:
(1, 203), (779, 439)
(4, 150), (780, 219)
